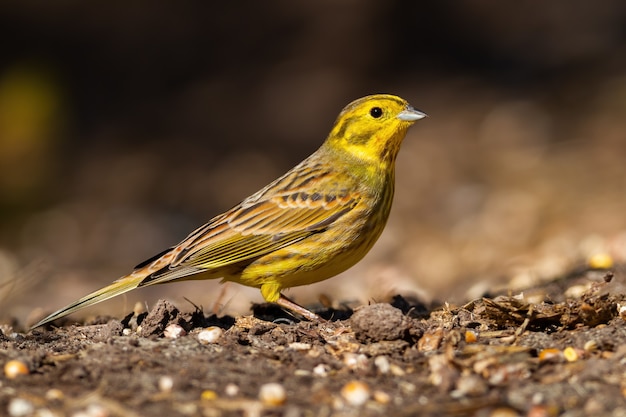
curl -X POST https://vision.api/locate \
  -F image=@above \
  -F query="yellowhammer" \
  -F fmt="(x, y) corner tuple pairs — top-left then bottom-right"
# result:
(32, 94), (425, 328)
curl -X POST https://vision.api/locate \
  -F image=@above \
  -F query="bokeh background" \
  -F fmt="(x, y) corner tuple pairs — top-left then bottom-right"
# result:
(2, 2), (626, 324)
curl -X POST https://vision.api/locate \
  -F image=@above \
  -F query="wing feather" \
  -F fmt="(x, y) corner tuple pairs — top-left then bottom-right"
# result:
(138, 189), (359, 285)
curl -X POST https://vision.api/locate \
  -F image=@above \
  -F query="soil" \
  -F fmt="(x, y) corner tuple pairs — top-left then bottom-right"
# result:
(3, 266), (626, 417)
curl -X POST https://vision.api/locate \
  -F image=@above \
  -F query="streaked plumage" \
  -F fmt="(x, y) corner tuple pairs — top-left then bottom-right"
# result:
(32, 94), (425, 328)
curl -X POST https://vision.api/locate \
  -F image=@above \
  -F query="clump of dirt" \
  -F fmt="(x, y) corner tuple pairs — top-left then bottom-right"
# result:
(2, 267), (626, 416)
(350, 303), (412, 342)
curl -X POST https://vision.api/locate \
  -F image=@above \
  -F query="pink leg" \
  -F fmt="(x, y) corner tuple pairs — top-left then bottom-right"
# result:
(275, 294), (326, 322)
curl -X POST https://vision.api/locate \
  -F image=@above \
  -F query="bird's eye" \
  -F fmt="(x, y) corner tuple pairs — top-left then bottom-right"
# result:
(369, 107), (383, 118)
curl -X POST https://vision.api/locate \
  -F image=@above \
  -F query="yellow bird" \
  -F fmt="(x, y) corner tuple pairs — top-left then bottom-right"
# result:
(32, 94), (426, 328)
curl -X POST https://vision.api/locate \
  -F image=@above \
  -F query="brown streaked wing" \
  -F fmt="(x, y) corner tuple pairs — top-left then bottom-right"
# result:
(171, 191), (359, 270)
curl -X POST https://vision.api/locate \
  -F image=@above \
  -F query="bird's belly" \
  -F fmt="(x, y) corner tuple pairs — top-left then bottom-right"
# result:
(237, 217), (384, 290)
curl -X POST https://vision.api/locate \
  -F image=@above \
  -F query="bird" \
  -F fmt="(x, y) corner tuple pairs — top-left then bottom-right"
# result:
(31, 94), (426, 328)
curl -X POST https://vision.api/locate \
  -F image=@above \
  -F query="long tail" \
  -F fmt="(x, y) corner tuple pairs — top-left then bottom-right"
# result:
(30, 274), (145, 329)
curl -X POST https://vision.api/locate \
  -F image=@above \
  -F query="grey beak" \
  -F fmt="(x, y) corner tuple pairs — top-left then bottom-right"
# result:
(398, 106), (427, 122)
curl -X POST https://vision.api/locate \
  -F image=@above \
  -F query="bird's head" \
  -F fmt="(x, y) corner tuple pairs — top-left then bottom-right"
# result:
(325, 94), (426, 168)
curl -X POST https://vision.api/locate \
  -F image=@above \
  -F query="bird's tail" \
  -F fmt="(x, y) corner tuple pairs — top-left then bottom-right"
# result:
(30, 273), (146, 329)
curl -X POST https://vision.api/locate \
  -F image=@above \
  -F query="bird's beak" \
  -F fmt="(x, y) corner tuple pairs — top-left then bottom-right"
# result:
(398, 106), (427, 122)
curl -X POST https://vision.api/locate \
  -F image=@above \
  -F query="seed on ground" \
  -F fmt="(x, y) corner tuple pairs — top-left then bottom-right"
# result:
(4, 360), (29, 379)
(197, 327), (223, 344)
(341, 381), (370, 406)
(259, 383), (287, 406)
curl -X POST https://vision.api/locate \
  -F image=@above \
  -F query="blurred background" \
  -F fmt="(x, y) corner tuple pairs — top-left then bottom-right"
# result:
(1, 1), (626, 324)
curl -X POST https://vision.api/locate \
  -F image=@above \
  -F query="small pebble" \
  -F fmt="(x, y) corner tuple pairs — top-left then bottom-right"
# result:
(259, 383), (287, 406)
(8, 398), (34, 417)
(122, 328), (132, 336)
(224, 383), (239, 396)
(163, 324), (186, 339)
(340, 381), (370, 406)
(197, 327), (223, 344)
(45, 389), (65, 401)
(4, 360), (29, 379)
(158, 376), (174, 392)
(373, 390), (391, 404)
(313, 364), (329, 377)
(374, 356), (390, 374)
(343, 353), (368, 370)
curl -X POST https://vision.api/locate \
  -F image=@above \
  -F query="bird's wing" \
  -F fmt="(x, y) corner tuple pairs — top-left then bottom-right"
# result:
(136, 190), (358, 285)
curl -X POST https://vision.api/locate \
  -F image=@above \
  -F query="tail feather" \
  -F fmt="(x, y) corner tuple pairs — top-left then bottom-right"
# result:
(30, 274), (144, 329)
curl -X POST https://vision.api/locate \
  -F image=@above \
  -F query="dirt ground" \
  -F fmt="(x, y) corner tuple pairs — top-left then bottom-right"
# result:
(2, 265), (626, 417)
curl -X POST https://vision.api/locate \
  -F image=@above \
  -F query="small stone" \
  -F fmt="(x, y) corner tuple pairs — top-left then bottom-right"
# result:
(8, 398), (34, 417)
(342, 353), (368, 370)
(313, 364), (329, 377)
(373, 390), (391, 404)
(45, 389), (64, 401)
(163, 324), (186, 339)
(224, 383), (239, 396)
(374, 356), (390, 374)
(158, 376), (174, 392)
(259, 383), (286, 406)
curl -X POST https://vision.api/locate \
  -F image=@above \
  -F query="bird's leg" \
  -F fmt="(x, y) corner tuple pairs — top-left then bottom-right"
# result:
(276, 294), (326, 322)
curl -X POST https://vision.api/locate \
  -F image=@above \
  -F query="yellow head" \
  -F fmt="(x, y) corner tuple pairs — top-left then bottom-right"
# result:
(325, 94), (426, 168)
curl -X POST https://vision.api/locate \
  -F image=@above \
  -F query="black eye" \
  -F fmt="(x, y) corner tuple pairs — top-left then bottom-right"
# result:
(370, 107), (383, 118)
